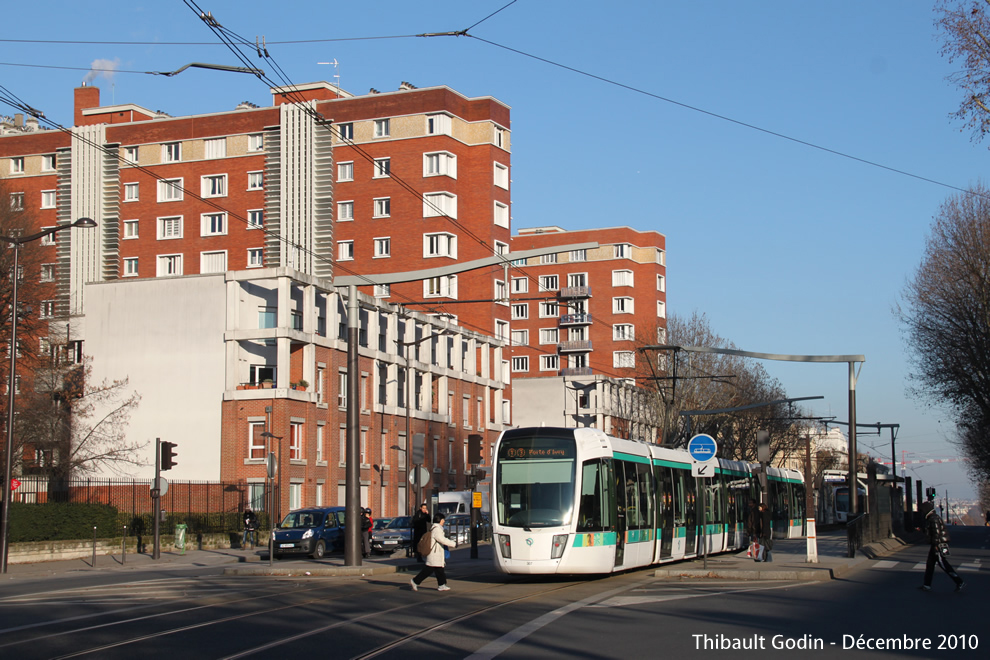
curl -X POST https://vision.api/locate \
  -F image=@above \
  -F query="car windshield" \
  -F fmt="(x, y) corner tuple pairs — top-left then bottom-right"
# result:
(387, 516), (412, 529)
(280, 511), (324, 529)
(373, 518), (393, 530)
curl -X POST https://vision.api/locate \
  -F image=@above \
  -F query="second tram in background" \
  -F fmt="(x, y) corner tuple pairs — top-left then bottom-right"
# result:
(490, 426), (805, 575)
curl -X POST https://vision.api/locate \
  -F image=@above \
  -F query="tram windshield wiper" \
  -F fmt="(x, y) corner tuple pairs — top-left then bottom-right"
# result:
(524, 527), (532, 532)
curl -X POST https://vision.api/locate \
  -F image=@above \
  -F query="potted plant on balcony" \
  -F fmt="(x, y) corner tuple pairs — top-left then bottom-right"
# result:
(292, 379), (309, 391)
(261, 379), (273, 389)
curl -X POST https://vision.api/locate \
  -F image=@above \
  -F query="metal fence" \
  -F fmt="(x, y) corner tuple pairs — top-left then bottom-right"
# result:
(8, 476), (270, 539)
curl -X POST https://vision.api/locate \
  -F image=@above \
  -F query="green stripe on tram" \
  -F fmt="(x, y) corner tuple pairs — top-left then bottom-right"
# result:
(571, 531), (618, 547)
(654, 458), (690, 469)
(613, 451), (651, 465)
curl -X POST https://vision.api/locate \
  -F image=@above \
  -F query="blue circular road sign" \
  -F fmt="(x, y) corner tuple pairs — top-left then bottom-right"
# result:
(688, 434), (718, 462)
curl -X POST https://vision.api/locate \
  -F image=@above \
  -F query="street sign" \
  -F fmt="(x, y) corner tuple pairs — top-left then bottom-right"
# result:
(155, 477), (169, 496)
(10, 478), (20, 491)
(409, 466), (430, 487)
(692, 461), (714, 478)
(472, 491), (483, 509)
(687, 434), (718, 462)
(411, 433), (425, 465)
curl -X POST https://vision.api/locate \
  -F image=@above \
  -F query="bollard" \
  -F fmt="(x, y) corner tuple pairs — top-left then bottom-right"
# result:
(92, 526), (97, 567)
(122, 525), (127, 565)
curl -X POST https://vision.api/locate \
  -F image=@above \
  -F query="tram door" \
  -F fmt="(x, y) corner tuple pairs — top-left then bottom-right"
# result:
(677, 469), (698, 555)
(657, 466), (674, 559)
(614, 461), (628, 568)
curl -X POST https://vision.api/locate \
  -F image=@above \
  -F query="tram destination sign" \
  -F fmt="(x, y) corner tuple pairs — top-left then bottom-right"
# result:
(503, 446), (574, 460)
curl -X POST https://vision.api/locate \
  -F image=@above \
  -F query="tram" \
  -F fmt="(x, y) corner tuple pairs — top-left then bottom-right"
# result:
(491, 426), (805, 575)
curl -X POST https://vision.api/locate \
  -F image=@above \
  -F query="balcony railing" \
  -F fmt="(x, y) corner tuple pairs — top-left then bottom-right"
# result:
(559, 313), (592, 326)
(560, 367), (593, 377)
(558, 339), (593, 353)
(558, 285), (592, 299)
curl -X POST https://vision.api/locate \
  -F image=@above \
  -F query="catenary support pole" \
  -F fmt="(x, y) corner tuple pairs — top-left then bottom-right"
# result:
(345, 285), (361, 566)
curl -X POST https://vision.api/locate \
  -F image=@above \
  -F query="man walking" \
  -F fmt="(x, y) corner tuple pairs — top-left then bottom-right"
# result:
(242, 508), (258, 549)
(412, 503), (430, 563)
(920, 499), (964, 592)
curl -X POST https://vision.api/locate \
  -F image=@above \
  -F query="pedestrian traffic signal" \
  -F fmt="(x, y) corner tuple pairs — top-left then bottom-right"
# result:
(161, 441), (178, 471)
(926, 487), (936, 501)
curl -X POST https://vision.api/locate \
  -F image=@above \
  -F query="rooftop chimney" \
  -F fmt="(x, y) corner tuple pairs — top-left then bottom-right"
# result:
(74, 85), (101, 126)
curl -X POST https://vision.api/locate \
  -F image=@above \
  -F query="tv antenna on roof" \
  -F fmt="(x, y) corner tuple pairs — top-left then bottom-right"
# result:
(317, 59), (340, 93)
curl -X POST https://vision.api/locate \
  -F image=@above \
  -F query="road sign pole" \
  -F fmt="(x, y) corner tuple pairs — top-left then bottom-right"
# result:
(153, 437), (161, 560)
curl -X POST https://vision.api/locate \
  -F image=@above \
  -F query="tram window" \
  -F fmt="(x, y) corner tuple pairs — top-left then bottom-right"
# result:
(635, 462), (653, 530)
(577, 459), (612, 532)
(793, 483), (805, 520)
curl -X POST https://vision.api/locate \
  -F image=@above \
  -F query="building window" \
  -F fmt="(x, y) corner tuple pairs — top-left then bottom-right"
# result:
(337, 240), (354, 261)
(374, 237), (391, 258)
(494, 201), (509, 228)
(495, 319), (509, 341)
(613, 297), (634, 314)
(248, 422), (266, 459)
(338, 123), (353, 140)
(39, 300), (55, 319)
(40, 227), (55, 246)
(201, 174), (227, 198)
(337, 201), (354, 221)
(338, 161), (353, 181)
(570, 249), (587, 262)
(424, 151), (456, 178)
(123, 182), (139, 202)
(424, 232), (457, 258)
(511, 356), (529, 372)
(123, 146), (139, 164)
(424, 274), (457, 298)
(162, 142), (181, 162)
(613, 351), (635, 368)
(657, 300), (666, 318)
(248, 209), (263, 229)
(247, 171), (263, 190)
(10, 157), (24, 174)
(510, 329), (528, 346)
(204, 137), (226, 159)
(258, 307), (276, 329)
(373, 197), (391, 217)
(656, 249), (666, 265)
(540, 355), (559, 371)
(511, 277), (528, 294)
(539, 301), (559, 318)
(614, 243), (631, 259)
(9, 193), (24, 211)
(373, 158), (391, 178)
(493, 161), (509, 189)
(613, 323), (635, 341)
(374, 284), (390, 298)
(290, 422), (303, 460)
(540, 253), (557, 264)
(40, 190), (56, 210)
(495, 279), (507, 304)
(121, 257), (138, 277)
(201, 213), (227, 236)
(374, 118), (390, 138)
(539, 328), (559, 345)
(42, 154), (57, 171)
(494, 127), (506, 148)
(338, 372), (348, 408)
(248, 133), (264, 152)
(158, 178), (183, 202)
(200, 251), (227, 273)
(657, 274), (666, 292)
(248, 248), (263, 268)
(511, 303), (528, 320)
(40, 264), (56, 282)
(158, 216), (182, 240)
(567, 273), (588, 288)
(316, 425), (325, 463)
(157, 254), (183, 277)
(289, 483), (301, 510)
(423, 192), (457, 218)
(612, 270), (634, 287)
(538, 275), (559, 292)
(426, 113), (451, 135)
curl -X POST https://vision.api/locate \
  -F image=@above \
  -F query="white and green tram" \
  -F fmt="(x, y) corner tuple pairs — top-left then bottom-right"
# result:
(491, 426), (805, 575)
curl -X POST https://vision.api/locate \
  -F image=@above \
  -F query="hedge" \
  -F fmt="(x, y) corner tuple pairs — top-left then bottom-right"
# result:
(8, 502), (121, 543)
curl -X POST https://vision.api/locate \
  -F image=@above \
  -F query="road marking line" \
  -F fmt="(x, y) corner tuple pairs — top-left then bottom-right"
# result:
(872, 560), (898, 569)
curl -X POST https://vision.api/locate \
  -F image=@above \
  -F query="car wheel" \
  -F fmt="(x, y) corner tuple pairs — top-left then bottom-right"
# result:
(274, 553), (282, 560)
(312, 540), (326, 560)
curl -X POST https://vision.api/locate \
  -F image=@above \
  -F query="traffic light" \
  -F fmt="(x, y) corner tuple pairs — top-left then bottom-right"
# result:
(161, 441), (178, 471)
(467, 434), (483, 465)
(925, 487), (936, 501)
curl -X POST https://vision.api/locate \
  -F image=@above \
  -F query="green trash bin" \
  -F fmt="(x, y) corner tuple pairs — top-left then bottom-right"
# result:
(175, 523), (188, 555)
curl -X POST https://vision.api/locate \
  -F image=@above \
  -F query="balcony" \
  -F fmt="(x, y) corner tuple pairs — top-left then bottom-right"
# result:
(558, 285), (592, 299)
(559, 313), (592, 327)
(560, 367), (593, 377)
(558, 339), (592, 353)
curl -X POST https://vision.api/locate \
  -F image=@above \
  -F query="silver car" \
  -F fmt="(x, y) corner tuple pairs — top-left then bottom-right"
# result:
(370, 515), (413, 554)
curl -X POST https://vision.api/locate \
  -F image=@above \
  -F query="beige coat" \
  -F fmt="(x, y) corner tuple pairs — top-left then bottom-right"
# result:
(424, 522), (456, 567)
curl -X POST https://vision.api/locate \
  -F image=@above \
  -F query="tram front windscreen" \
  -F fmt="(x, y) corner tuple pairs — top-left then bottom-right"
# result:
(496, 430), (576, 528)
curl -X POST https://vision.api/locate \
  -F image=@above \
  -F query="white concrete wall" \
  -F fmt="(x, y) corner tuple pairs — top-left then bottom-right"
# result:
(84, 274), (227, 480)
(511, 377), (568, 428)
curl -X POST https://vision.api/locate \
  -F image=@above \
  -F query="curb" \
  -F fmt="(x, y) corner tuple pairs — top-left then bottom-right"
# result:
(223, 564), (404, 577)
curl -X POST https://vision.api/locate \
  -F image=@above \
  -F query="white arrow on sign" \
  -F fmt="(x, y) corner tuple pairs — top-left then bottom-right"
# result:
(691, 461), (713, 478)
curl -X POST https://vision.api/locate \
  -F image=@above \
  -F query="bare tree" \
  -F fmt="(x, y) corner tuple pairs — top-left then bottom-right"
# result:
(936, 0), (990, 143)
(897, 182), (990, 484)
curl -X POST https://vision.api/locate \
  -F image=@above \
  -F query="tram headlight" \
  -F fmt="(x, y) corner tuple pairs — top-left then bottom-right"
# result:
(551, 534), (567, 559)
(497, 534), (511, 559)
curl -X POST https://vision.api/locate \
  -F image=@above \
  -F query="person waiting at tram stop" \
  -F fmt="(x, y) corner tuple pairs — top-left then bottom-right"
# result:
(410, 512), (457, 592)
(412, 502), (431, 562)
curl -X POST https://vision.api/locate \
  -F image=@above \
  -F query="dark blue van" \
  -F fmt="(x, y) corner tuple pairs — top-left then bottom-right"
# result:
(272, 506), (346, 559)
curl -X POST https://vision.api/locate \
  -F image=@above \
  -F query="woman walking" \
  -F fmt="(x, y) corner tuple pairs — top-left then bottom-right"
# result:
(410, 513), (457, 592)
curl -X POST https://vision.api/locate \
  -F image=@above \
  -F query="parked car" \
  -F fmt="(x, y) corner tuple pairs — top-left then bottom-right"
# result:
(371, 515), (413, 554)
(373, 517), (394, 531)
(445, 514), (472, 545)
(272, 506), (346, 559)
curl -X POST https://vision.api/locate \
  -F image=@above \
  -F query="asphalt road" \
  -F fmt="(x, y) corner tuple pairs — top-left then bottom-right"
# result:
(0, 528), (985, 659)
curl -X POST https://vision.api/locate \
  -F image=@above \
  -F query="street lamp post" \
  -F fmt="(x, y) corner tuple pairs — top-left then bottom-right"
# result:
(0, 217), (97, 573)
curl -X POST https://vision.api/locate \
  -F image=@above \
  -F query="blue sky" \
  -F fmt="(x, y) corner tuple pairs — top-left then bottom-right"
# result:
(2, 1), (984, 501)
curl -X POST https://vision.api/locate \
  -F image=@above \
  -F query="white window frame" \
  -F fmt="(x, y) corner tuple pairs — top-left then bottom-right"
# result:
(337, 240), (354, 261)
(374, 118), (390, 138)
(373, 197), (391, 218)
(424, 275), (458, 299)
(247, 248), (263, 268)
(373, 157), (391, 178)
(423, 232), (457, 259)
(248, 133), (264, 152)
(426, 113), (452, 135)
(495, 319), (509, 342)
(157, 216), (183, 240)
(337, 200), (354, 222)
(539, 301), (559, 318)
(612, 269), (634, 287)
(204, 137), (226, 159)
(42, 154), (57, 172)
(337, 161), (354, 181)
(123, 219), (139, 239)
(494, 126), (506, 148)
(494, 201), (509, 228)
(157, 178), (183, 202)
(123, 182), (139, 202)
(157, 254), (183, 277)
(424, 151), (457, 178)
(657, 300), (667, 318)
(338, 123), (353, 140)
(201, 173), (228, 198)
(200, 250), (227, 274)
(247, 171), (263, 190)
(494, 161), (509, 189)
(540, 354), (559, 372)
(614, 243), (631, 259)
(374, 237), (391, 258)
(570, 249), (587, 262)
(539, 328), (559, 345)
(40, 263), (56, 282)
(10, 157), (24, 174)
(162, 142), (181, 162)
(613, 323), (635, 341)
(40, 190), (56, 209)
(613, 297), (634, 314)
(510, 329), (528, 347)
(201, 212), (227, 237)
(657, 274), (666, 292)
(511, 303), (528, 320)
(538, 275), (559, 292)
(40, 227), (55, 246)
(247, 209), (263, 229)
(374, 284), (390, 298)
(123, 258), (139, 277)
(613, 351), (636, 368)
(511, 356), (529, 372)
(511, 277), (528, 294)
(423, 192), (457, 219)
